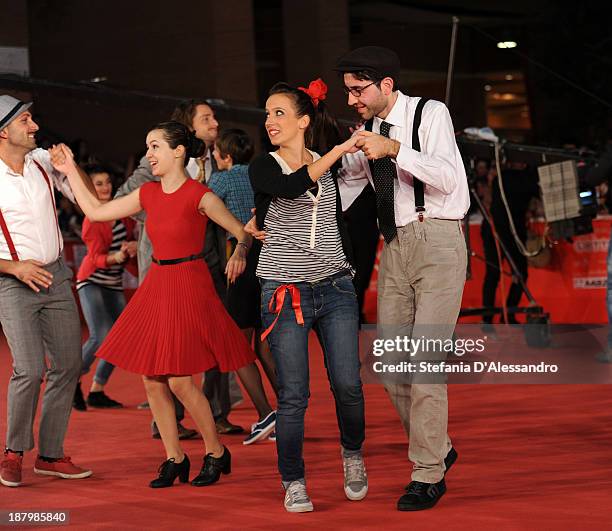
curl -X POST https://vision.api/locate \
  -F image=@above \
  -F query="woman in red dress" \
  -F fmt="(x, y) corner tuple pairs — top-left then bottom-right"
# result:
(51, 122), (255, 488)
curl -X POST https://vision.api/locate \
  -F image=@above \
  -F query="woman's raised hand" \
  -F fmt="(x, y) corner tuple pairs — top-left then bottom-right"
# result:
(338, 134), (360, 154)
(49, 143), (77, 175)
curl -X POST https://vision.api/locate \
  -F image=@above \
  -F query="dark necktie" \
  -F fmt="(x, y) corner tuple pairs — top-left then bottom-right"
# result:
(371, 121), (397, 243)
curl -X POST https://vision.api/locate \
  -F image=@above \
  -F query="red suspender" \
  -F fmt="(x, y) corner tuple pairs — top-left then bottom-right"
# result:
(0, 160), (62, 262)
(0, 208), (19, 260)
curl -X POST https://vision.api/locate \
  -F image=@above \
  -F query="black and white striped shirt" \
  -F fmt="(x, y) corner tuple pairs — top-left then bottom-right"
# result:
(254, 151), (353, 282)
(76, 221), (127, 291)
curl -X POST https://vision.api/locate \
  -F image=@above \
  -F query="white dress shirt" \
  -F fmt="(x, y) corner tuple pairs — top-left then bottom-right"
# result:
(338, 91), (470, 226)
(0, 148), (74, 263)
(185, 148), (213, 183)
(185, 158), (199, 180)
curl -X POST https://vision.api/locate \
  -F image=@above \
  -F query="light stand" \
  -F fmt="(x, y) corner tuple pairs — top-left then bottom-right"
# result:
(460, 161), (551, 346)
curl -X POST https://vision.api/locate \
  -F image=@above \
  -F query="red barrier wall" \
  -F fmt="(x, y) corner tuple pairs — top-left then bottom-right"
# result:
(363, 217), (612, 325)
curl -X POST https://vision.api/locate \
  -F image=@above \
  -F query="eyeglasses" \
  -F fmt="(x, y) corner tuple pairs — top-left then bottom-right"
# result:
(342, 81), (378, 97)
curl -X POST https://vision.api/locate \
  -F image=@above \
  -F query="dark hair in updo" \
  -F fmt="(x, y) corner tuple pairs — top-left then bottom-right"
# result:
(150, 121), (205, 165)
(268, 82), (343, 155)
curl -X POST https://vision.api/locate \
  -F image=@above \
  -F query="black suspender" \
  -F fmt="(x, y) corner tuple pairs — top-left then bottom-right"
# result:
(364, 97), (430, 222)
(412, 97), (429, 221)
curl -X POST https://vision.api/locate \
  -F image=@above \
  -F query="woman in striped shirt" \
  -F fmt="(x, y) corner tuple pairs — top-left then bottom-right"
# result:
(74, 166), (137, 410)
(248, 80), (367, 513)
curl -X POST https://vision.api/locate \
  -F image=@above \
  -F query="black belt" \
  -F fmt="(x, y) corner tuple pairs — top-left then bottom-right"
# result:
(152, 252), (204, 266)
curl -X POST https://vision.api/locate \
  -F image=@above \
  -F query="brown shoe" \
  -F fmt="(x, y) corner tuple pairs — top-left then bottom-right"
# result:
(177, 423), (200, 440)
(215, 418), (244, 435)
(0, 450), (22, 487)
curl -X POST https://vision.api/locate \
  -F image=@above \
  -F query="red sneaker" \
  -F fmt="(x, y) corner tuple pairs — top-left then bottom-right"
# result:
(34, 456), (92, 479)
(0, 451), (23, 487)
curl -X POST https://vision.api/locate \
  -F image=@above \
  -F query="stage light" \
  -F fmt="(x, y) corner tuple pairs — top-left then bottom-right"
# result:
(484, 84), (492, 91)
(538, 160), (596, 239)
(497, 41), (517, 49)
(492, 93), (516, 101)
(505, 74), (514, 80)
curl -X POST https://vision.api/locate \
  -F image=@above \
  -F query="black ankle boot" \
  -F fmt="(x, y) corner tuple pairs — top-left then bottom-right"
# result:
(191, 446), (231, 487)
(149, 454), (190, 488)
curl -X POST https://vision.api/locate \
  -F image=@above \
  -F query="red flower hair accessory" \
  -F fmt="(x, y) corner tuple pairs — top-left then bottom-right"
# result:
(298, 78), (328, 108)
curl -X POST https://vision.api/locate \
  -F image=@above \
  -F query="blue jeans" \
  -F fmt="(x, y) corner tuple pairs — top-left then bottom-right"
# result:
(260, 271), (365, 482)
(78, 283), (126, 385)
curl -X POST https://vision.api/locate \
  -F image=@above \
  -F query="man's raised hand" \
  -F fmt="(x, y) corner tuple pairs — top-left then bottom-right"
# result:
(355, 131), (400, 160)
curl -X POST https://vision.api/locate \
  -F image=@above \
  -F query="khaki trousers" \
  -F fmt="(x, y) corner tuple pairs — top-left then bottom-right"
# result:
(377, 218), (467, 483)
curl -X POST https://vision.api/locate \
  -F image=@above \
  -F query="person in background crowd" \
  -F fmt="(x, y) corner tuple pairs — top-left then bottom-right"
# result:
(0, 95), (92, 488)
(481, 164), (539, 328)
(209, 128), (278, 444)
(341, 183), (379, 324)
(470, 158), (491, 216)
(57, 194), (83, 239)
(73, 164), (138, 411)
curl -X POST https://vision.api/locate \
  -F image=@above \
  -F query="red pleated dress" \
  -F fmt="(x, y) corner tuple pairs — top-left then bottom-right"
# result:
(95, 179), (256, 376)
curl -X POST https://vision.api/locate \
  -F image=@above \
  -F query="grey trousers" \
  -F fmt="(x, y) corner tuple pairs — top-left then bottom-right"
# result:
(377, 219), (467, 483)
(0, 258), (82, 458)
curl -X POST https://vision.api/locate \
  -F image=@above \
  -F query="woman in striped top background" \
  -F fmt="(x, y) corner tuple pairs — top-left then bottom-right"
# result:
(74, 165), (137, 410)
(248, 80), (368, 513)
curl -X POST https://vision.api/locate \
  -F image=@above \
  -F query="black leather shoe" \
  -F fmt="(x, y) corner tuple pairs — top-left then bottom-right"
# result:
(87, 391), (123, 409)
(403, 447), (457, 491)
(191, 447), (231, 487)
(444, 447), (458, 474)
(398, 479), (446, 511)
(149, 455), (190, 488)
(73, 381), (87, 411)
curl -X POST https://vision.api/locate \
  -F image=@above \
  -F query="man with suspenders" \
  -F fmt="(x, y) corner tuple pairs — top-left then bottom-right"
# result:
(335, 47), (470, 511)
(0, 95), (92, 487)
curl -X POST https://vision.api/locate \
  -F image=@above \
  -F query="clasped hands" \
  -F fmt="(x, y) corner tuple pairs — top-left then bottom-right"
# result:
(112, 241), (138, 264)
(342, 130), (400, 160)
(48, 143), (77, 174)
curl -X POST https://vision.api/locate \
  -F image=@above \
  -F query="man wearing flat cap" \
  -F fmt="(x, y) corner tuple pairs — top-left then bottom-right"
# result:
(335, 46), (469, 511)
(0, 95), (92, 487)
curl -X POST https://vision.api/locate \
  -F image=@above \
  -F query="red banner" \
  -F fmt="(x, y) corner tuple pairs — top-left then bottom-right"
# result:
(363, 217), (612, 324)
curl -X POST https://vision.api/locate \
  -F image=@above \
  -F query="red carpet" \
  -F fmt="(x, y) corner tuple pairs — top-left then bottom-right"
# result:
(1, 331), (612, 529)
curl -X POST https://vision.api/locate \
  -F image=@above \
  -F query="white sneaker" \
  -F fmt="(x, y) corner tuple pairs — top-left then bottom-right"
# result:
(284, 480), (314, 513)
(342, 450), (368, 501)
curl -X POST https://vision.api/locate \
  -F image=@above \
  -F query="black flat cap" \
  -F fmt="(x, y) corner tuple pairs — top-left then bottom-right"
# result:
(334, 46), (400, 79)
